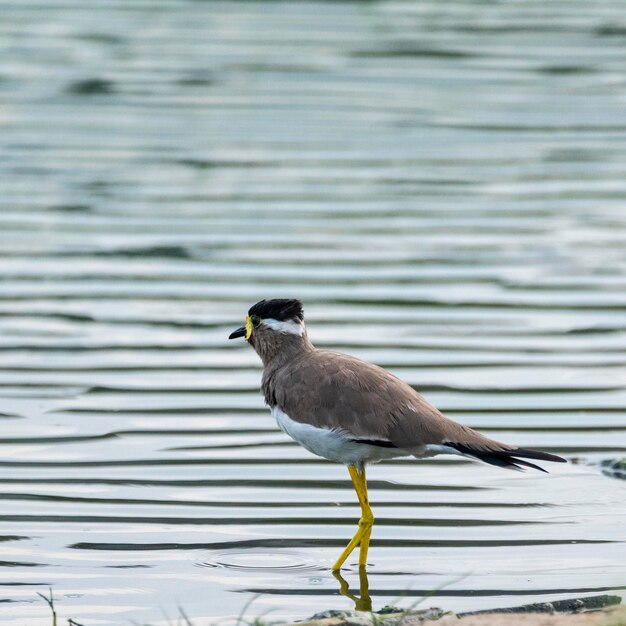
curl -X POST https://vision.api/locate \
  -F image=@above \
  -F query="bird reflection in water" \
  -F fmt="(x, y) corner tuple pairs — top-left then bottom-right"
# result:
(333, 566), (372, 612)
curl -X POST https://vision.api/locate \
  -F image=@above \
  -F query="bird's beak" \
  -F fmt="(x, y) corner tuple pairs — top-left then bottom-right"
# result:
(228, 326), (246, 340)
(229, 315), (254, 340)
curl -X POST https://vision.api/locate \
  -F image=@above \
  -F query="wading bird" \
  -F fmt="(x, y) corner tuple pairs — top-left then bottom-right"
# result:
(229, 299), (566, 571)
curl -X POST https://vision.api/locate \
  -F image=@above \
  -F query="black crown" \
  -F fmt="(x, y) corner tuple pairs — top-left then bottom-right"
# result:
(248, 299), (304, 323)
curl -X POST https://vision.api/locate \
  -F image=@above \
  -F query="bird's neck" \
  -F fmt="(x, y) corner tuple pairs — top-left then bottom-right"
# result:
(256, 332), (314, 370)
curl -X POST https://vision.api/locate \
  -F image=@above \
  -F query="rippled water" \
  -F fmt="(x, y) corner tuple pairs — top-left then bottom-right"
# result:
(1, 1), (626, 624)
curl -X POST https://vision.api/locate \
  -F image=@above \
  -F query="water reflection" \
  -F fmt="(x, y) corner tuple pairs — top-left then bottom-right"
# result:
(334, 568), (372, 612)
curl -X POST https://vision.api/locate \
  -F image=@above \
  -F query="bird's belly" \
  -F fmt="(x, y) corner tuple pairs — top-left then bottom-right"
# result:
(272, 406), (405, 465)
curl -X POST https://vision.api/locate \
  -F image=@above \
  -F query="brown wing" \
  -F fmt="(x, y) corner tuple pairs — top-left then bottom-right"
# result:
(267, 349), (491, 447)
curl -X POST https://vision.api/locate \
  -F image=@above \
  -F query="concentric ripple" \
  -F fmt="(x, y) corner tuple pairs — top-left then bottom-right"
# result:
(197, 550), (324, 572)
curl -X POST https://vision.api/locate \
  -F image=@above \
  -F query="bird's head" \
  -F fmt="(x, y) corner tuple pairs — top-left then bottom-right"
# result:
(229, 299), (308, 363)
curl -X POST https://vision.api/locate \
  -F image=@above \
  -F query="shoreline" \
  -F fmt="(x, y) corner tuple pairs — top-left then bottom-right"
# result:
(292, 595), (625, 626)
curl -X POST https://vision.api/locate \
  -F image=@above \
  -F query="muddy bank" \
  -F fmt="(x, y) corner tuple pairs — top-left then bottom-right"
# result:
(293, 595), (624, 626)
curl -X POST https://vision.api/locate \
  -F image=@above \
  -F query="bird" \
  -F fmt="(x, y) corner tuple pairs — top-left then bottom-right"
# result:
(228, 298), (566, 571)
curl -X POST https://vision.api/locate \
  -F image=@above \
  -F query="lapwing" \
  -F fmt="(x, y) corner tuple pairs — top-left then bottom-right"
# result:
(229, 299), (566, 571)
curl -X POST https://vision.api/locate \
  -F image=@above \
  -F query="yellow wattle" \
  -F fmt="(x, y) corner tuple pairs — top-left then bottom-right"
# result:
(245, 315), (253, 340)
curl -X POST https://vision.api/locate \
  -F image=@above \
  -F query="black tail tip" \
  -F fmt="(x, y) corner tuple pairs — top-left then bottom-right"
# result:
(513, 448), (567, 464)
(445, 442), (567, 473)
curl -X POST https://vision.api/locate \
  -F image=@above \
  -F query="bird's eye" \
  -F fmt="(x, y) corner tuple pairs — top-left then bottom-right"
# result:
(251, 315), (261, 326)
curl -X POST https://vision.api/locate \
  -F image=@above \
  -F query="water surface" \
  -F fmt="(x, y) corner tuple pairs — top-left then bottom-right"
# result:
(1, 0), (626, 624)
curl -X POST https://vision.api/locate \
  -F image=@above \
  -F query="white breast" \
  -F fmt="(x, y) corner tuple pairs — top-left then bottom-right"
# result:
(272, 406), (407, 465)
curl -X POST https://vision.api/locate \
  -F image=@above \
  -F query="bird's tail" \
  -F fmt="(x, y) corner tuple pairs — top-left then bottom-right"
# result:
(445, 442), (567, 473)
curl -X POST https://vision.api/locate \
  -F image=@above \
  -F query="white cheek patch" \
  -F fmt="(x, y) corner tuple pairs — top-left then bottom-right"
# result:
(262, 318), (305, 336)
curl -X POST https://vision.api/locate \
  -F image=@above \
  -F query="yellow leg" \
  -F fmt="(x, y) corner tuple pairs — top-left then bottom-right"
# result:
(359, 525), (373, 565)
(332, 465), (374, 571)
